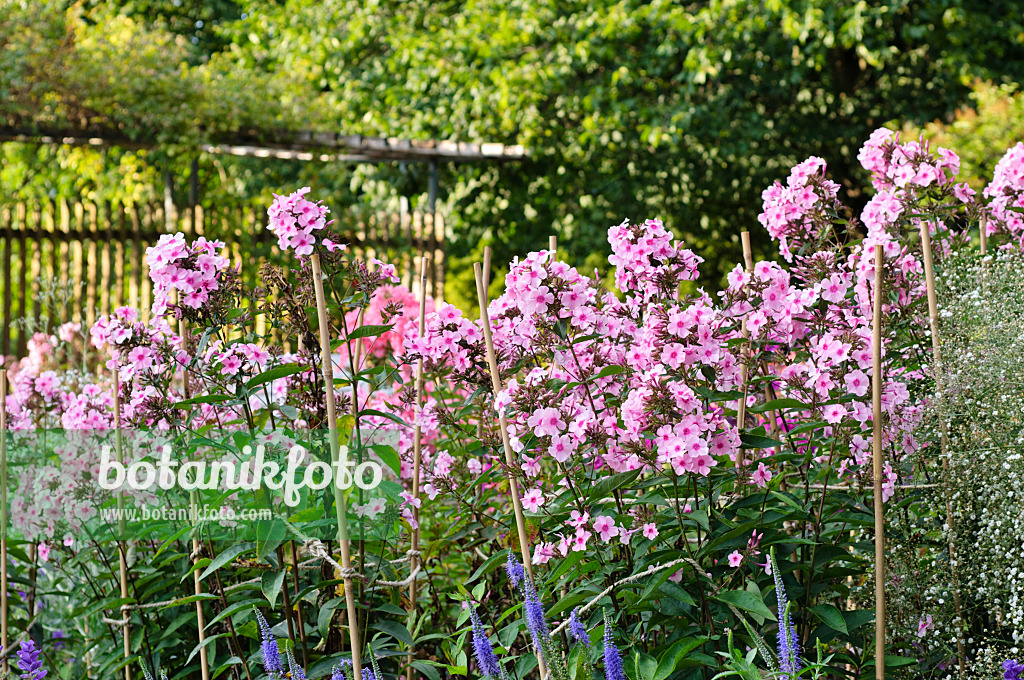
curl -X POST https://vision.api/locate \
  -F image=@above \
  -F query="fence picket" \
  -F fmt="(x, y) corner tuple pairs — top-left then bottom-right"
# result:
(129, 205), (142, 309)
(0, 198), (445, 356)
(29, 204), (42, 329)
(100, 202), (113, 320)
(16, 204), (28, 357)
(72, 203), (85, 333)
(47, 200), (59, 286)
(1, 207), (10, 358)
(115, 204), (126, 312)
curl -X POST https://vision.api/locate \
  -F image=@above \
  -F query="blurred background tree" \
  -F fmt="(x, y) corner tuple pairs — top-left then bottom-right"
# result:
(907, 80), (1024, 191)
(3, 0), (1024, 309)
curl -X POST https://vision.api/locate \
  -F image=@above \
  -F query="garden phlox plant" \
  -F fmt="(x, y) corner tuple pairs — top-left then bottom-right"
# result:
(6, 127), (1024, 678)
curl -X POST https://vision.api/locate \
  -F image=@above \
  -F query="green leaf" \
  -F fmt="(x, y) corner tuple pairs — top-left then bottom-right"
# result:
(654, 637), (707, 680)
(411, 661), (443, 680)
(371, 444), (402, 476)
(348, 324), (394, 340)
(633, 651), (657, 680)
(586, 469), (642, 503)
(162, 612), (196, 641)
(255, 518), (288, 561)
(863, 655), (919, 669)
(187, 633), (227, 664)
(739, 433), (785, 449)
(810, 603), (848, 634)
(358, 408), (406, 427)
(468, 551), (508, 583)
(246, 363), (304, 389)
(261, 570), (287, 609)
(658, 581), (696, 608)
(199, 543), (255, 581)
(842, 608), (875, 632)
(318, 597), (344, 639)
(370, 619), (414, 646)
(713, 589), (776, 622)
(173, 394), (234, 407)
(206, 598), (265, 629)
(884, 656), (920, 668)
(769, 490), (806, 513)
(84, 596), (135, 619)
(160, 593), (219, 610)
(547, 550), (585, 585)
(748, 398), (807, 414)
(181, 557), (212, 583)
(595, 365), (626, 378)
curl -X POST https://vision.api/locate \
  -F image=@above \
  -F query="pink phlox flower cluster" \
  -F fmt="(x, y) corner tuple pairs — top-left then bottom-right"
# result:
(57, 321), (81, 344)
(757, 156), (842, 262)
(91, 307), (180, 384)
(266, 187), (335, 256)
(486, 249), (601, 356)
(858, 128), (960, 192)
(654, 419), (724, 478)
(404, 302), (482, 372)
(608, 219), (703, 303)
(8, 430), (172, 540)
(346, 285), (435, 361)
(983, 142), (1024, 244)
(368, 257), (401, 284)
(213, 342), (272, 377)
(146, 233), (231, 316)
(857, 129), (971, 263)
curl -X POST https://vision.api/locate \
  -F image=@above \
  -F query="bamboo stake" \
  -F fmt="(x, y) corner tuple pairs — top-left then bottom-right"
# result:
(482, 246), (492, 294)
(351, 306), (365, 616)
(289, 541), (309, 667)
(474, 263), (534, 575)
(309, 253), (362, 680)
(0, 369), (7, 676)
(406, 256), (428, 680)
(474, 263), (547, 679)
(736, 232), (754, 469)
(871, 244), (886, 680)
(112, 372), (132, 680)
(477, 247), (492, 441)
(740, 232), (753, 271)
(178, 315), (211, 680)
(547, 237), (561, 380)
(918, 222), (967, 674)
(547, 221), (568, 663)
(980, 218), (990, 299)
(350, 306), (366, 412)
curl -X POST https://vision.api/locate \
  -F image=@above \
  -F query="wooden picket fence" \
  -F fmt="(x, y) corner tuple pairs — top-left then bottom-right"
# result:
(0, 197), (446, 357)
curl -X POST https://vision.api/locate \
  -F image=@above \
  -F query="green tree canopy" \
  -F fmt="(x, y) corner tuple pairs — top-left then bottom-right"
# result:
(3, 0), (1024, 307)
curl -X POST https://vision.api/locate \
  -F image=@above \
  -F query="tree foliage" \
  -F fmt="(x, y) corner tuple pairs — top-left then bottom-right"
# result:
(909, 81), (1024, 191)
(3, 0), (1024, 307)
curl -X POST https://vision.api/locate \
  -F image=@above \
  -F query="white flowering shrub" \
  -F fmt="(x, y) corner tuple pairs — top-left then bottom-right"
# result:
(935, 249), (1024, 667)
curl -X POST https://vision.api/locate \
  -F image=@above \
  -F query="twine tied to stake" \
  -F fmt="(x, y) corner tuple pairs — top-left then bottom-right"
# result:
(302, 539), (425, 588)
(102, 616), (131, 626)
